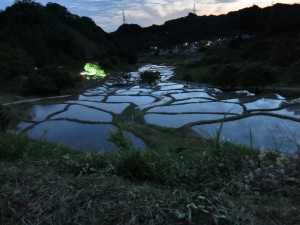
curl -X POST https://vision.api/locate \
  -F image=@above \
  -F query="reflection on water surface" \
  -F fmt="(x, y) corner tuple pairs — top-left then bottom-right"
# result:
(13, 64), (300, 153)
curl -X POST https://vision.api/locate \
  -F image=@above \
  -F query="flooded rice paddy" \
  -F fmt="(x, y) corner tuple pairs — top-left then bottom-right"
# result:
(10, 64), (300, 153)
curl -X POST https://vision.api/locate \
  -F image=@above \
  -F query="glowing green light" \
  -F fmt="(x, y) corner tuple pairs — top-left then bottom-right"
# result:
(82, 63), (106, 79)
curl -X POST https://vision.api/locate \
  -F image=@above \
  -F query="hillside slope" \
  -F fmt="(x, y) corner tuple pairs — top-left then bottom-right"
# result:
(0, 1), (135, 68)
(111, 3), (300, 51)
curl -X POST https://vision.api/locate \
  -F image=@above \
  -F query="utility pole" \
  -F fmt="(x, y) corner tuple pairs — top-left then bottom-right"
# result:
(122, 10), (126, 24)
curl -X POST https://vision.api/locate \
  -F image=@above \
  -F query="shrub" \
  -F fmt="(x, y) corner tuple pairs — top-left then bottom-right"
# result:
(270, 49), (298, 67)
(84, 63), (105, 77)
(139, 71), (160, 85)
(241, 63), (277, 89)
(23, 73), (59, 95)
(85, 153), (108, 169)
(0, 132), (80, 161)
(183, 73), (193, 85)
(0, 104), (14, 132)
(0, 44), (35, 81)
(287, 60), (300, 84)
(228, 36), (244, 49)
(108, 129), (133, 151)
(23, 67), (80, 95)
(0, 133), (29, 159)
(39, 67), (79, 89)
(214, 65), (240, 90)
(114, 150), (151, 180)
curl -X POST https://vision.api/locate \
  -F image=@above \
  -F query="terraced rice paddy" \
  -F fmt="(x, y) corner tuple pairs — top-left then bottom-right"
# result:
(9, 64), (300, 153)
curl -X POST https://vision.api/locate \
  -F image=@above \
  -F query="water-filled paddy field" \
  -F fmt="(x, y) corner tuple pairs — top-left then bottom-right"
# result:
(9, 65), (300, 153)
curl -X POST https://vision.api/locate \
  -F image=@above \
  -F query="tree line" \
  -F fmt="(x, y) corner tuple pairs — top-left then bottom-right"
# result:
(0, 0), (137, 95)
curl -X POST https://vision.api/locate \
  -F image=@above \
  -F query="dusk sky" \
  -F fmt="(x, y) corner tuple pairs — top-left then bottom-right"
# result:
(1, 0), (299, 32)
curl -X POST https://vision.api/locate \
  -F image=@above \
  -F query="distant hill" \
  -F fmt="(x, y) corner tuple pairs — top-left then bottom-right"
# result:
(0, 0), (136, 68)
(111, 3), (300, 51)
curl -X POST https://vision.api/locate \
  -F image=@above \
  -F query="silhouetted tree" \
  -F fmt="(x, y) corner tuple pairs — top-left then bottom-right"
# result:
(140, 71), (160, 85)
(183, 73), (193, 85)
(287, 60), (300, 84)
(0, 1), (135, 71)
(23, 67), (81, 95)
(45, 2), (70, 19)
(14, 0), (36, 5)
(241, 63), (277, 90)
(215, 65), (240, 90)
(228, 36), (244, 49)
(0, 45), (35, 81)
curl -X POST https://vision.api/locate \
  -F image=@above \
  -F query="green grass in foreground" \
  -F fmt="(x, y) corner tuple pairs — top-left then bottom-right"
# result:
(0, 132), (300, 225)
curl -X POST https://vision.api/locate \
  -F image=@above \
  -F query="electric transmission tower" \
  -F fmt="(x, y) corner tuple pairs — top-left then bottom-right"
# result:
(193, 1), (196, 14)
(122, 10), (127, 24)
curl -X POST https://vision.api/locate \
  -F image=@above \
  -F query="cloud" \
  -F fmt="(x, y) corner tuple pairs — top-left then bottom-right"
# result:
(213, 0), (237, 3)
(65, 0), (195, 31)
(0, 0), (215, 31)
(1, 0), (298, 32)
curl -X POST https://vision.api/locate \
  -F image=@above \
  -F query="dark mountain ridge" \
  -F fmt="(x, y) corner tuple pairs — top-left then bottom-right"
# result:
(0, 0), (135, 68)
(111, 3), (300, 51)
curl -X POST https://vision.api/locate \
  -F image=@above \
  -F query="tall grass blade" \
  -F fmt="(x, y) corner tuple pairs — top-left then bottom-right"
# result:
(268, 128), (281, 152)
(249, 126), (253, 153)
(214, 116), (226, 153)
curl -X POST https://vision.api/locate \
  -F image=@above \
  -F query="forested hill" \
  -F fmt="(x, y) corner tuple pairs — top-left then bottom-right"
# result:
(111, 3), (300, 51)
(0, 1), (136, 68)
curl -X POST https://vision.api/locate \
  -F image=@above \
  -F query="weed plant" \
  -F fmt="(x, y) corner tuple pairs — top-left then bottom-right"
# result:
(0, 104), (14, 131)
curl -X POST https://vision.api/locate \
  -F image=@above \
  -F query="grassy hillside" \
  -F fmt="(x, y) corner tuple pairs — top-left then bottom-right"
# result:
(174, 35), (300, 89)
(1, 99), (299, 224)
(0, 128), (299, 224)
